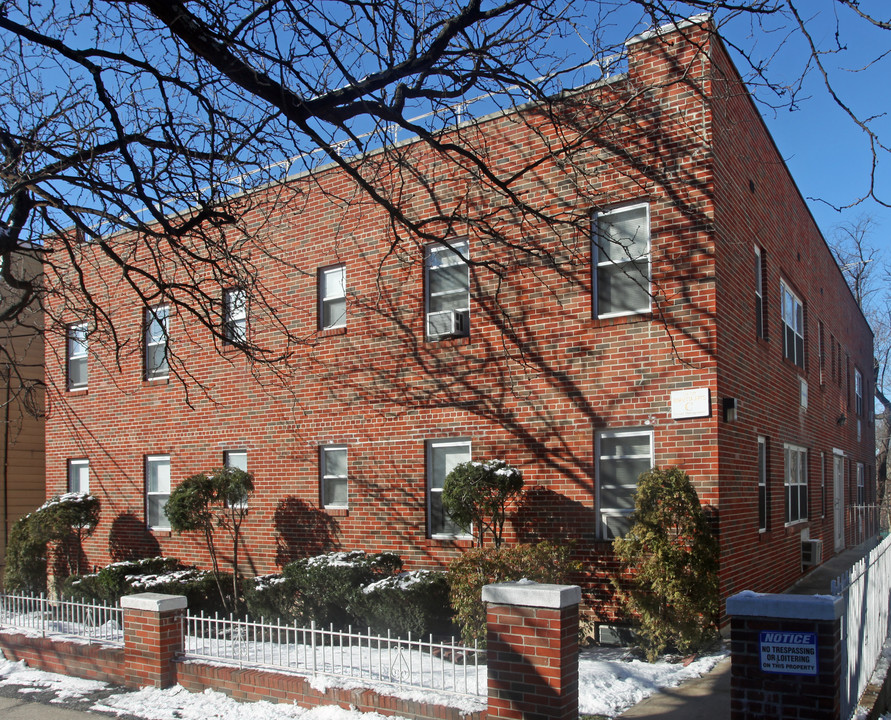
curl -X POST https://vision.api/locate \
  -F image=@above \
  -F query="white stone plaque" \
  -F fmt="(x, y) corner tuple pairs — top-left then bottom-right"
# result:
(670, 388), (710, 419)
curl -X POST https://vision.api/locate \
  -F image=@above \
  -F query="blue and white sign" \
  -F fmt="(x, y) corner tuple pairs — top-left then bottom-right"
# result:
(759, 631), (818, 675)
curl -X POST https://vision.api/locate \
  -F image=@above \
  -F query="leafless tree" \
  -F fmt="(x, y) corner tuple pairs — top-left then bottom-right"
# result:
(831, 217), (890, 527)
(0, 1), (888, 402)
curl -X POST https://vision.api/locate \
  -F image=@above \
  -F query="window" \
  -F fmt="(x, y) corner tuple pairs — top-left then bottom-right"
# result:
(67, 322), (88, 390)
(223, 288), (247, 343)
(145, 455), (171, 529)
(784, 443), (808, 524)
(594, 204), (651, 318)
(818, 321), (825, 385)
(68, 459), (89, 494)
(821, 451), (826, 519)
(319, 266), (346, 330)
(427, 439), (471, 536)
(320, 446), (348, 509)
(857, 463), (865, 506)
(780, 282), (804, 368)
(224, 450), (249, 508)
(855, 368), (863, 417)
(425, 240), (469, 338)
(145, 305), (169, 380)
(597, 429), (654, 539)
(754, 246), (765, 339)
(758, 437), (767, 532)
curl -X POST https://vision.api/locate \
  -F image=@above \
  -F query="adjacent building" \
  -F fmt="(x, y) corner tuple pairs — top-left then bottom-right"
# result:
(42, 17), (875, 621)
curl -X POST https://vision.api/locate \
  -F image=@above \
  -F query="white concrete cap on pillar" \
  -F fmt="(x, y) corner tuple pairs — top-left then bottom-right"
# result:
(482, 580), (581, 608)
(119, 593), (188, 612)
(726, 590), (844, 620)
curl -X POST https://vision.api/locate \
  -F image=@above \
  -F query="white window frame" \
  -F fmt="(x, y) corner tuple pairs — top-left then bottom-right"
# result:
(425, 240), (470, 339)
(780, 281), (805, 368)
(319, 265), (346, 330)
(224, 450), (248, 509)
(857, 462), (865, 506)
(427, 439), (472, 538)
(758, 436), (767, 532)
(593, 203), (652, 319)
(320, 445), (348, 509)
(144, 305), (169, 380)
(67, 322), (89, 390)
(784, 443), (808, 525)
(145, 455), (171, 530)
(596, 428), (655, 539)
(754, 245), (764, 339)
(223, 288), (247, 343)
(68, 459), (90, 494)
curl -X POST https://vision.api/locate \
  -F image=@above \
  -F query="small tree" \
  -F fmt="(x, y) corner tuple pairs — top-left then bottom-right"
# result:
(442, 460), (523, 547)
(4, 492), (101, 592)
(612, 467), (719, 661)
(165, 467), (253, 611)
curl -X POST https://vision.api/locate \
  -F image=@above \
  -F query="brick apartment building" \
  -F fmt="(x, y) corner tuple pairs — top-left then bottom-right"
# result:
(42, 17), (875, 619)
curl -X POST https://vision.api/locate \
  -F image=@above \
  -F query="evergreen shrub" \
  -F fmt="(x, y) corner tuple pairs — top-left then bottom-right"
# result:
(612, 466), (720, 661)
(355, 570), (452, 638)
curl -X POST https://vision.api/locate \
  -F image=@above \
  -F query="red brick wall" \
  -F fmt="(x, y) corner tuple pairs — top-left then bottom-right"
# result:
(0, 631), (125, 684)
(710, 36), (875, 599)
(41, 19), (871, 620)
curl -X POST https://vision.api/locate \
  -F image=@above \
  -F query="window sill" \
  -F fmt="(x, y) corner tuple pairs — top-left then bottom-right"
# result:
(149, 528), (172, 537)
(324, 506), (349, 517)
(319, 326), (347, 337)
(430, 534), (474, 546)
(784, 519), (808, 532)
(67, 387), (89, 396)
(143, 377), (170, 386)
(593, 311), (653, 328)
(426, 334), (471, 346)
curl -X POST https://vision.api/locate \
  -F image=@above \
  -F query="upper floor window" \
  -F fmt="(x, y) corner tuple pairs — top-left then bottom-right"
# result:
(594, 204), (651, 318)
(780, 282), (804, 368)
(754, 246), (765, 339)
(223, 288), (247, 343)
(857, 462), (865, 506)
(67, 322), (88, 390)
(855, 367), (863, 417)
(145, 305), (169, 380)
(319, 265), (346, 330)
(596, 428), (654, 539)
(320, 445), (348, 509)
(425, 240), (469, 339)
(427, 439), (471, 537)
(68, 458), (89, 493)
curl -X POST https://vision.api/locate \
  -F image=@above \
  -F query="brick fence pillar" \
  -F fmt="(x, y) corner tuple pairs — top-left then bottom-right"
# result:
(482, 581), (580, 720)
(120, 592), (187, 689)
(726, 592), (844, 719)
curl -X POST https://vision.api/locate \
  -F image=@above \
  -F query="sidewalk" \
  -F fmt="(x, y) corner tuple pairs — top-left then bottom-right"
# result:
(617, 539), (878, 719)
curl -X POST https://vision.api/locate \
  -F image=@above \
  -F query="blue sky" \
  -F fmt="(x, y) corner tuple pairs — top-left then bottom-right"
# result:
(718, 3), (891, 254)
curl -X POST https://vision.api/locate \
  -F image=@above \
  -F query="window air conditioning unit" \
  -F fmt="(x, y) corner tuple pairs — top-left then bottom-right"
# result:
(427, 309), (469, 338)
(801, 539), (823, 568)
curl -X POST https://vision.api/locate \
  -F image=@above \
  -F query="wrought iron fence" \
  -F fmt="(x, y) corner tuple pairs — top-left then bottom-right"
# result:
(183, 611), (485, 698)
(0, 592), (124, 645)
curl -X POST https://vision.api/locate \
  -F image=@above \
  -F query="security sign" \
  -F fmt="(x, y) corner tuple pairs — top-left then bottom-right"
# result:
(759, 631), (818, 675)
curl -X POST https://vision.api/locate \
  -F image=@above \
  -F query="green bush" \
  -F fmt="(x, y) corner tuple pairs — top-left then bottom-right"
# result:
(447, 542), (578, 645)
(61, 557), (232, 615)
(243, 573), (298, 623)
(5, 492), (101, 593)
(282, 550), (402, 629)
(355, 570), (453, 638)
(442, 459), (523, 547)
(612, 467), (720, 661)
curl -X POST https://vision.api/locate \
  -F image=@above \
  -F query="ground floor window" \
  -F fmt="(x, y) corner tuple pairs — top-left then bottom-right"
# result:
(784, 443), (808, 524)
(427, 439), (471, 537)
(320, 446), (348, 509)
(758, 437), (767, 532)
(68, 459), (89, 494)
(145, 455), (171, 530)
(596, 428), (654, 539)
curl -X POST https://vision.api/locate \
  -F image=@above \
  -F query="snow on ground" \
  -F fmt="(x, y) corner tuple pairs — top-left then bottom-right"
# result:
(0, 645), (728, 719)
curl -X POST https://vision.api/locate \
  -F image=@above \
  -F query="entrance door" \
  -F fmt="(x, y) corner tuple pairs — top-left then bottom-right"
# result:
(833, 451), (845, 552)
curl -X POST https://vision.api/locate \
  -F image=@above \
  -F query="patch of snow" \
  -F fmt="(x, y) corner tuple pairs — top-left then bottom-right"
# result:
(0, 659), (107, 700)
